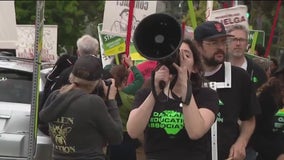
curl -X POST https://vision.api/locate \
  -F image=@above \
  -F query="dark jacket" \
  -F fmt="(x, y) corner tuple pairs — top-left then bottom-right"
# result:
(246, 55), (267, 89)
(41, 55), (77, 108)
(252, 88), (284, 159)
(40, 89), (123, 160)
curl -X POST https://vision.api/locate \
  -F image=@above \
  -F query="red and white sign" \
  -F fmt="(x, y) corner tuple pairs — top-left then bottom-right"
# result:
(16, 25), (58, 63)
(101, 1), (157, 38)
(208, 5), (249, 30)
(184, 26), (194, 40)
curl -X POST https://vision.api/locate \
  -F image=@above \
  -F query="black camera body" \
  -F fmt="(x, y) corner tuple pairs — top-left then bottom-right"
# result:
(92, 79), (112, 99)
(103, 79), (112, 86)
(97, 74), (122, 105)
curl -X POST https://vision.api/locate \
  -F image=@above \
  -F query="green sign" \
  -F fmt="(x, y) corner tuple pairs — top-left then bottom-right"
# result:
(98, 23), (146, 60)
(248, 30), (265, 46)
(98, 23), (125, 56)
(248, 30), (265, 47)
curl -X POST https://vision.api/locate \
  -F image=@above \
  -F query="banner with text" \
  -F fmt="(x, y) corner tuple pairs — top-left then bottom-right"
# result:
(208, 5), (248, 30)
(101, 1), (157, 38)
(98, 23), (125, 56)
(16, 25), (58, 63)
(98, 23), (146, 62)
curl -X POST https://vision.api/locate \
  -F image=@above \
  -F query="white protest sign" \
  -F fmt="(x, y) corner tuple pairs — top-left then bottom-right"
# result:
(206, 1), (213, 21)
(208, 5), (248, 30)
(0, 1), (17, 49)
(184, 26), (194, 40)
(16, 25), (58, 63)
(101, 1), (157, 38)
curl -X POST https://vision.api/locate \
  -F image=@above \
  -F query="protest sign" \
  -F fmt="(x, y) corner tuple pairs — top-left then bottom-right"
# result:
(98, 23), (125, 56)
(247, 29), (265, 54)
(98, 23), (146, 62)
(130, 43), (146, 61)
(184, 26), (194, 40)
(101, 1), (157, 38)
(16, 25), (58, 63)
(208, 5), (249, 30)
(97, 23), (115, 67)
(248, 30), (265, 47)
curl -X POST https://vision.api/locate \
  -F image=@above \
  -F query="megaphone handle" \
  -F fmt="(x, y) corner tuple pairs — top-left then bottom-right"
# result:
(159, 81), (166, 90)
(151, 71), (166, 102)
(151, 71), (159, 101)
(151, 71), (192, 104)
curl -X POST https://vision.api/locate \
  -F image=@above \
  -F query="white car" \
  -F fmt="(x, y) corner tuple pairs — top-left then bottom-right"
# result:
(0, 54), (53, 160)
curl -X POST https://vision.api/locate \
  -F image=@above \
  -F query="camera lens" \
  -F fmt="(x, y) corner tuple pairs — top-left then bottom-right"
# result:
(104, 79), (112, 86)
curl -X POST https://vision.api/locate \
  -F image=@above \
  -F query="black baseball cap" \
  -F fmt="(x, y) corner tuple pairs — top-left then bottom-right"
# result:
(72, 55), (103, 81)
(194, 21), (232, 42)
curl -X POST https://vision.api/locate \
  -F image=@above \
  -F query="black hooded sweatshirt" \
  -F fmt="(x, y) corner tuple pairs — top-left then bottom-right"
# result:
(39, 89), (123, 160)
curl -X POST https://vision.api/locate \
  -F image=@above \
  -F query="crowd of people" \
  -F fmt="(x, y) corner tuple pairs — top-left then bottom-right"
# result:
(39, 16), (284, 160)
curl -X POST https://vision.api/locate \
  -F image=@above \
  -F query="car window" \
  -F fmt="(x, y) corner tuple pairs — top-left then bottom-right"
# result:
(0, 68), (32, 103)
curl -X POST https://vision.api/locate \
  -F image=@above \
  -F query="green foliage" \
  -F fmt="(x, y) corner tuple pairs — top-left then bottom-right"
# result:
(15, 0), (105, 55)
(15, 1), (36, 23)
(14, 1), (283, 56)
(184, 1), (220, 27)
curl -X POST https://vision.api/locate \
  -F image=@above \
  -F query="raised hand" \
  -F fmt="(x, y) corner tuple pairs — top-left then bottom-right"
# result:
(154, 65), (171, 94)
(102, 78), (117, 100)
(123, 56), (133, 69)
(172, 50), (193, 101)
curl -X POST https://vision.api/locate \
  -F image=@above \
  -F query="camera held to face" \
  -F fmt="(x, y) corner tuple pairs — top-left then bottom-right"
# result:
(103, 79), (112, 86)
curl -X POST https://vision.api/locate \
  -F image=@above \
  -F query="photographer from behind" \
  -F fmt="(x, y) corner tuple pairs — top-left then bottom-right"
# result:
(126, 39), (219, 160)
(39, 55), (123, 160)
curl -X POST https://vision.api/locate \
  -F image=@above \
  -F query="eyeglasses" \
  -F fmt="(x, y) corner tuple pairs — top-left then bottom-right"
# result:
(229, 38), (248, 43)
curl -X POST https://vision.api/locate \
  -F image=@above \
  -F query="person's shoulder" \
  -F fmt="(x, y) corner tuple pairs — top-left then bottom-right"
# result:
(195, 87), (219, 113)
(199, 87), (217, 94)
(231, 65), (249, 76)
(246, 55), (268, 73)
(251, 60), (267, 74)
(82, 93), (107, 107)
(135, 88), (151, 98)
(54, 54), (77, 66)
(86, 93), (103, 100)
(230, 65), (252, 83)
(198, 87), (218, 99)
(49, 89), (60, 97)
(137, 88), (151, 94)
(47, 55), (77, 80)
(61, 65), (73, 74)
